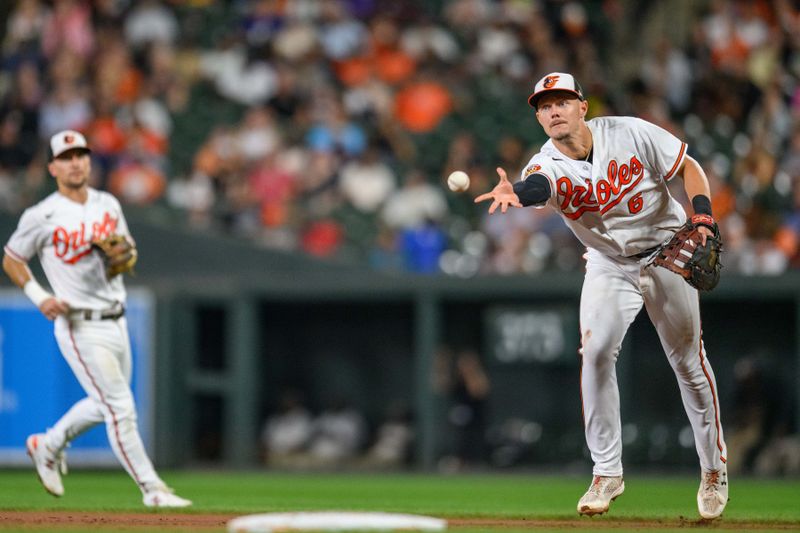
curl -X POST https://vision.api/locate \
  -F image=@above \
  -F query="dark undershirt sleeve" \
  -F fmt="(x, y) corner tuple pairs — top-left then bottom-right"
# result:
(512, 173), (551, 207)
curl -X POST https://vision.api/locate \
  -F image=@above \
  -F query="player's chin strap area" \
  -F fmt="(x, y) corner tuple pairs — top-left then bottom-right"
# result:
(69, 301), (125, 321)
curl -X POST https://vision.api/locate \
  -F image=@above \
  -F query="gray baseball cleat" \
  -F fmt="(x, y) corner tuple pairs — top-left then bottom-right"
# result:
(26, 433), (67, 497)
(577, 475), (625, 515)
(697, 466), (728, 519)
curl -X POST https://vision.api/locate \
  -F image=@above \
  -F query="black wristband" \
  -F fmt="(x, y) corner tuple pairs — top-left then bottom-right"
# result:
(691, 194), (712, 217)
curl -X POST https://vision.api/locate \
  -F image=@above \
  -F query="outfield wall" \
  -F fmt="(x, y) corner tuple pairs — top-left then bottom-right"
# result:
(152, 272), (800, 472)
(0, 289), (155, 466)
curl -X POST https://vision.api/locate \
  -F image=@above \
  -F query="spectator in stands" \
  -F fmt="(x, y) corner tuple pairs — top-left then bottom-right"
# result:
(338, 145), (396, 214)
(2, 61), (42, 148)
(236, 106), (280, 163)
(381, 169), (448, 231)
(123, 0), (178, 49)
(317, 0), (368, 62)
(305, 98), (367, 158)
(393, 73), (453, 134)
(248, 147), (297, 230)
(774, 180), (800, 268)
(199, 34), (278, 107)
(38, 80), (91, 141)
(41, 0), (94, 60)
(0, 111), (34, 171)
(781, 128), (800, 180)
(165, 171), (214, 228)
(399, 218), (447, 274)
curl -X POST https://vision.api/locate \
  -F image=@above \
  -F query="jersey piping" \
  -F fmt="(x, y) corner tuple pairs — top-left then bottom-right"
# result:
(3, 245), (27, 263)
(664, 142), (687, 181)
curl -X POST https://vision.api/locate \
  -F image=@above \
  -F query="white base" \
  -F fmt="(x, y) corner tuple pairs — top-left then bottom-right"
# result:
(227, 512), (447, 532)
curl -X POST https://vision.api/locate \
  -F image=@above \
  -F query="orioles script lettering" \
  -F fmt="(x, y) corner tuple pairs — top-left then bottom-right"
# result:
(52, 212), (118, 263)
(556, 155), (644, 220)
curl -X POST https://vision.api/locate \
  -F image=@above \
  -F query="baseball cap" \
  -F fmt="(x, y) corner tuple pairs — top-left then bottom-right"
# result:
(49, 130), (91, 160)
(527, 72), (585, 109)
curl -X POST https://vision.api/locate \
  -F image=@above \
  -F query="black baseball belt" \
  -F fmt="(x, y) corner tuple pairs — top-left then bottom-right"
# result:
(70, 303), (125, 321)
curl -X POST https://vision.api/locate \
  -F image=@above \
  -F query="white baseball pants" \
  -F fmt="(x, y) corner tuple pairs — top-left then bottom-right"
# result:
(44, 315), (164, 493)
(579, 248), (727, 476)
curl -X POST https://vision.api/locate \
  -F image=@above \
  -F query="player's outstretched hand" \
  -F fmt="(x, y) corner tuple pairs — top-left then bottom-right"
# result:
(39, 297), (70, 321)
(474, 167), (522, 214)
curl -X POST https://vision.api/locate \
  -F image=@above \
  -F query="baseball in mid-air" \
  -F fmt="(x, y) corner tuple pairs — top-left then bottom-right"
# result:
(447, 170), (470, 192)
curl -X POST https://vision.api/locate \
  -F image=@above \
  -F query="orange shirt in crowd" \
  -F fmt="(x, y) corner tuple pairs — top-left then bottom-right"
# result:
(394, 81), (453, 133)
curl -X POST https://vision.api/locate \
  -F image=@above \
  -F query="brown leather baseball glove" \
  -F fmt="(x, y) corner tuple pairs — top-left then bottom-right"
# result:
(92, 234), (138, 278)
(651, 214), (722, 291)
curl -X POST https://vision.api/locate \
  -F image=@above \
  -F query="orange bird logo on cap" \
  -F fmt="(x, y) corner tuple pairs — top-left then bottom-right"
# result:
(64, 134), (74, 143)
(543, 76), (560, 88)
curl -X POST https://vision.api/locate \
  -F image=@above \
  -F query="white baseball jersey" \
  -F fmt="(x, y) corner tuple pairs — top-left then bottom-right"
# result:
(4, 188), (129, 309)
(520, 116), (687, 257)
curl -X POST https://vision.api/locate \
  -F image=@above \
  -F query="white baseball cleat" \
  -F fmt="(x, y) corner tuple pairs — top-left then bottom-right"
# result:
(143, 485), (193, 508)
(697, 466), (728, 519)
(577, 475), (625, 516)
(26, 433), (67, 497)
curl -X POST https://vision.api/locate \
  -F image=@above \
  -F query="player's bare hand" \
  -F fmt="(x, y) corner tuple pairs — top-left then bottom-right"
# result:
(474, 167), (522, 214)
(39, 298), (70, 320)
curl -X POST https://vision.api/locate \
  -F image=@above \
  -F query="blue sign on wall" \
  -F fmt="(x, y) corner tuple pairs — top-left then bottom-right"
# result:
(0, 288), (154, 466)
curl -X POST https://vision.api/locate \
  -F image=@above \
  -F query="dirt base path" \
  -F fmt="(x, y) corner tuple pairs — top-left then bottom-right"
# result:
(1, 511), (798, 531)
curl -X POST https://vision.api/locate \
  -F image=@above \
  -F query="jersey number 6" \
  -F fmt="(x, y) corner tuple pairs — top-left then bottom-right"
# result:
(628, 192), (643, 214)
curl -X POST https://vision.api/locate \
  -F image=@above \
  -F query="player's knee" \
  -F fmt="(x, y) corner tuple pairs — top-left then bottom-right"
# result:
(670, 352), (703, 379)
(678, 331), (700, 350)
(670, 334), (701, 363)
(580, 332), (620, 367)
(117, 404), (138, 423)
(102, 400), (137, 424)
(117, 413), (139, 435)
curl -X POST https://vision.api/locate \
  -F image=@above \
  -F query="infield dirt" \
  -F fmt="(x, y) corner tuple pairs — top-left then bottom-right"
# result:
(2, 511), (800, 531)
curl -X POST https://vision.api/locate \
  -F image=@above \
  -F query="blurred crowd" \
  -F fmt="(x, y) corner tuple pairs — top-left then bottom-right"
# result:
(1, 0), (800, 275)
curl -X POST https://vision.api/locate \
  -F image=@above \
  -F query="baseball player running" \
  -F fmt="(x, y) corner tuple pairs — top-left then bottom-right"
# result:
(475, 73), (728, 519)
(2, 130), (191, 508)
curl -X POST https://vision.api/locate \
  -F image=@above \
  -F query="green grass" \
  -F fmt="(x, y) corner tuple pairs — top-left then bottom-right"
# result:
(1, 469), (799, 532)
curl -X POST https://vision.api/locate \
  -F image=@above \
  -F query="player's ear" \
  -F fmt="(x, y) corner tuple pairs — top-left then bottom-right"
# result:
(580, 99), (588, 118)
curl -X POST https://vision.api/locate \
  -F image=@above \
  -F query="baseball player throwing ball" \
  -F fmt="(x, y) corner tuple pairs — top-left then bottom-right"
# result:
(2, 130), (191, 508)
(475, 73), (728, 519)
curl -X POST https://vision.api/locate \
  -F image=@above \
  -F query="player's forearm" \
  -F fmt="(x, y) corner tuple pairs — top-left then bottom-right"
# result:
(3, 254), (58, 309)
(2, 253), (32, 289)
(681, 156), (711, 202)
